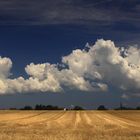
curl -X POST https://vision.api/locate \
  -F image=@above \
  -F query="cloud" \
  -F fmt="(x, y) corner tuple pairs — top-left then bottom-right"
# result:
(121, 94), (129, 100)
(0, 0), (139, 25)
(0, 39), (140, 96)
(0, 57), (12, 79)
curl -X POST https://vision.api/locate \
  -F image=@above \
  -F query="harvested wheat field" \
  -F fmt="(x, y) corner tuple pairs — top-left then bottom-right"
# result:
(0, 110), (139, 140)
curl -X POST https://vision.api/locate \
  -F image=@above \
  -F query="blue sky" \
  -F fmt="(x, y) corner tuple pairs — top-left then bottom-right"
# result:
(0, 0), (140, 109)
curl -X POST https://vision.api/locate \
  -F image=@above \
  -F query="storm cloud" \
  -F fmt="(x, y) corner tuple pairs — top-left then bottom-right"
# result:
(0, 0), (139, 25)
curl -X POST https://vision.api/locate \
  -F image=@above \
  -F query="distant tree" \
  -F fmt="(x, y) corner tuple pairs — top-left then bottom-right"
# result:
(9, 108), (17, 110)
(73, 106), (84, 110)
(114, 102), (135, 110)
(115, 106), (134, 110)
(136, 106), (140, 110)
(45, 105), (55, 110)
(21, 106), (32, 110)
(120, 102), (123, 110)
(97, 105), (107, 110)
(35, 104), (38, 110)
(35, 104), (62, 110)
(35, 104), (44, 110)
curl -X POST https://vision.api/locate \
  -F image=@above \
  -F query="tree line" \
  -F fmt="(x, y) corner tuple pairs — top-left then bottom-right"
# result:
(9, 104), (140, 110)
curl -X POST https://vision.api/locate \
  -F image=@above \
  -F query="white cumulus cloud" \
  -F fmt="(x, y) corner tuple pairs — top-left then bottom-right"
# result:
(0, 39), (140, 96)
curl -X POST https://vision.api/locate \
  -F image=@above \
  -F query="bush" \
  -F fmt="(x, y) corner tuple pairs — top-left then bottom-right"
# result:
(97, 105), (107, 110)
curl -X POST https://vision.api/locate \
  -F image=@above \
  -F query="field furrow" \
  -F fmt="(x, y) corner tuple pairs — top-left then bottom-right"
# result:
(0, 110), (139, 140)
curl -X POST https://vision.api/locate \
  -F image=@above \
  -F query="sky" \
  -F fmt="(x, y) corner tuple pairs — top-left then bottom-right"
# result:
(0, 0), (140, 109)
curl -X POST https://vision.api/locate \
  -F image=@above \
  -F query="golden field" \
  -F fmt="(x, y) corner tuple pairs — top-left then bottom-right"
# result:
(0, 110), (139, 140)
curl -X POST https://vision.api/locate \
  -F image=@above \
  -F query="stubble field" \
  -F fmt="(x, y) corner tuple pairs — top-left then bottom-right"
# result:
(0, 110), (139, 140)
